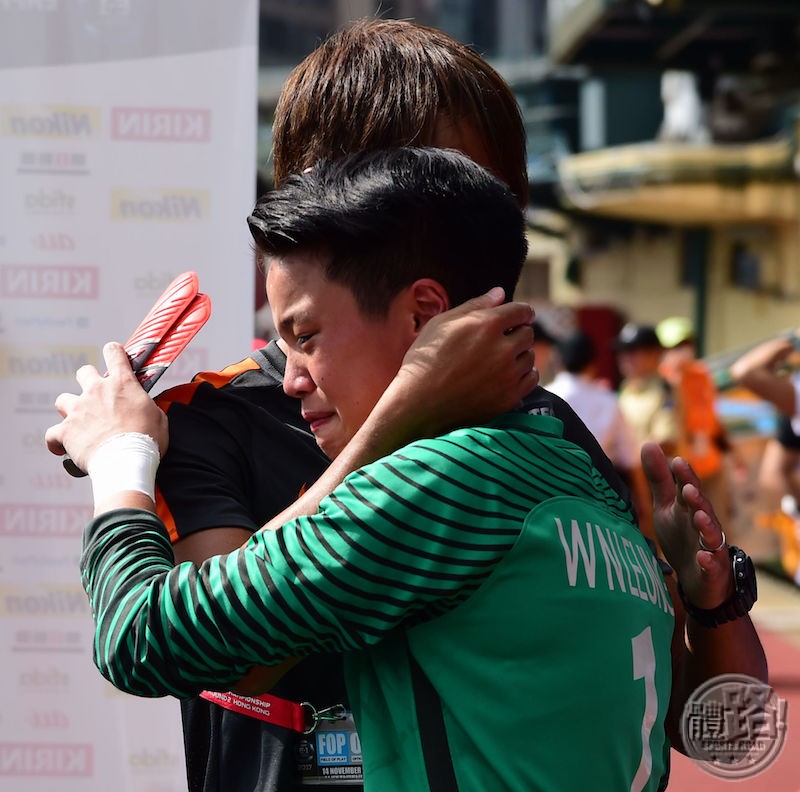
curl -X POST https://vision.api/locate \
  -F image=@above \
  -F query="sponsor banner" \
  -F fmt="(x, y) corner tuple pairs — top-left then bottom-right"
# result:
(111, 106), (211, 142)
(17, 667), (71, 693)
(110, 187), (209, 221)
(0, 265), (98, 299)
(18, 151), (90, 176)
(0, 344), (97, 379)
(9, 627), (85, 654)
(30, 233), (78, 252)
(0, 584), (90, 619)
(22, 188), (76, 215)
(5, 543), (80, 583)
(10, 314), (90, 335)
(127, 747), (183, 775)
(23, 709), (72, 731)
(25, 471), (82, 492)
(0, 743), (93, 778)
(1, 105), (101, 139)
(0, 0), (256, 70)
(0, 504), (91, 538)
(0, 3), (257, 788)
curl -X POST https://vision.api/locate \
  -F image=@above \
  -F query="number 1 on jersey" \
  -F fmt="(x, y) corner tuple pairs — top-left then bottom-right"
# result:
(630, 626), (657, 792)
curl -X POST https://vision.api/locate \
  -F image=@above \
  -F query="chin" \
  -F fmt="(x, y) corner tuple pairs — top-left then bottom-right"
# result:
(317, 430), (352, 462)
(316, 436), (342, 461)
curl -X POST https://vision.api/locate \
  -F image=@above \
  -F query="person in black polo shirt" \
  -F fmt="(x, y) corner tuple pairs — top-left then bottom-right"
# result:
(154, 18), (549, 790)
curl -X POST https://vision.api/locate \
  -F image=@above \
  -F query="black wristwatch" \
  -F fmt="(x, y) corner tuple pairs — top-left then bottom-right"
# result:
(677, 545), (758, 628)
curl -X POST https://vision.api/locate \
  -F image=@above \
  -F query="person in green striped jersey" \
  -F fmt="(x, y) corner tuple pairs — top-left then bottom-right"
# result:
(46, 146), (765, 791)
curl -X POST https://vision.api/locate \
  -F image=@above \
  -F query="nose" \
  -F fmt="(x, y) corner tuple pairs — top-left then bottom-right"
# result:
(283, 352), (315, 399)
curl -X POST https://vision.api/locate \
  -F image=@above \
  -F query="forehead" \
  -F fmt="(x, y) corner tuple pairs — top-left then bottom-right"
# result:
(265, 249), (327, 294)
(266, 250), (356, 328)
(267, 249), (319, 296)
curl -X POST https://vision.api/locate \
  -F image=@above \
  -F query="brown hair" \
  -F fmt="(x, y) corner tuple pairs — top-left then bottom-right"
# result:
(272, 17), (528, 207)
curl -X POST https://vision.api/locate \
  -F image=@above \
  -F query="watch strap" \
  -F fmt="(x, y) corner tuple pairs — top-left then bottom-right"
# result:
(677, 545), (757, 628)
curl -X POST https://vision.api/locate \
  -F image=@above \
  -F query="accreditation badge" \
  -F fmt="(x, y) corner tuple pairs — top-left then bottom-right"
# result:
(294, 709), (363, 786)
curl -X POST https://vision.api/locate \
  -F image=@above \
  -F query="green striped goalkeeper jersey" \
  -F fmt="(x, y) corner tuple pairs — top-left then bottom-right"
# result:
(82, 412), (674, 791)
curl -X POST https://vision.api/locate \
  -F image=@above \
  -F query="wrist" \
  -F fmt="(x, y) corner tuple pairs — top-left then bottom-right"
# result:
(677, 546), (757, 628)
(87, 432), (161, 505)
(368, 375), (437, 449)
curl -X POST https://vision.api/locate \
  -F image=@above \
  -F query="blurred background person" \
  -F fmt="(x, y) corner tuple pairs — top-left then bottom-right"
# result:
(548, 331), (644, 510)
(615, 323), (677, 455)
(656, 316), (746, 526)
(615, 322), (678, 538)
(730, 330), (800, 584)
(532, 318), (557, 385)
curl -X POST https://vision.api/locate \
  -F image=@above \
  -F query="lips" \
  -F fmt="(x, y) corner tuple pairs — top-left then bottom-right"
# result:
(302, 410), (334, 433)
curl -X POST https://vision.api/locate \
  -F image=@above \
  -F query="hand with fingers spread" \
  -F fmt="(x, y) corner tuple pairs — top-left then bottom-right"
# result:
(641, 441), (733, 610)
(44, 342), (169, 476)
(643, 440), (768, 752)
(385, 287), (537, 441)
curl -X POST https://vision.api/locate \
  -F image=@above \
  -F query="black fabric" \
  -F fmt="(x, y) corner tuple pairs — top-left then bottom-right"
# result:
(776, 413), (800, 450)
(155, 341), (356, 792)
(407, 643), (459, 792)
(521, 385), (636, 519)
(180, 655), (350, 792)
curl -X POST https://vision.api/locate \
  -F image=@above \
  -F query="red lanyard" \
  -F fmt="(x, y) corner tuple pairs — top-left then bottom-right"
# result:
(200, 690), (345, 734)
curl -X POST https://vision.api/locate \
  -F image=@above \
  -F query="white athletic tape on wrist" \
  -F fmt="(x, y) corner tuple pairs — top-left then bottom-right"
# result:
(87, 432), (160, 502)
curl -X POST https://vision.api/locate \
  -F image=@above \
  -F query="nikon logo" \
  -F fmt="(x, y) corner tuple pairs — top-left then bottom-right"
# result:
(111, 107), (211, 141)
(0, 504), (91, 537)
(0, 345), (95, 378)
(0, 585), (88, 616)
(2, 105), (100, 138)
(1, 265), (98, 298)
(111, 188), (208, 221)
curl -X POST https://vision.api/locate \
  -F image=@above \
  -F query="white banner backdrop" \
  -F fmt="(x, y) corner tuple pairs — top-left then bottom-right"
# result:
(0, 2), (259, 789)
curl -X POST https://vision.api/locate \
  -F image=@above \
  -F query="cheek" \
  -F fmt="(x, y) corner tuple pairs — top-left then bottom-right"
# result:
(338, 357), (400, 419)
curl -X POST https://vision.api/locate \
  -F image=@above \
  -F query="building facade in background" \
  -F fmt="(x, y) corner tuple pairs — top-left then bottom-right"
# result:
(255, 1), (800, 365)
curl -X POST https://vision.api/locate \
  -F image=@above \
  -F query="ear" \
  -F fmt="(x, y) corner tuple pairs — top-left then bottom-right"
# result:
(406, 279), (450, 334)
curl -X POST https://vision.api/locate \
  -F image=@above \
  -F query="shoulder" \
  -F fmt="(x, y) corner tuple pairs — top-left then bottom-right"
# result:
(155, 345), (283, 409)
(364, 415), (572, 478)
(154, 343), (304, 436)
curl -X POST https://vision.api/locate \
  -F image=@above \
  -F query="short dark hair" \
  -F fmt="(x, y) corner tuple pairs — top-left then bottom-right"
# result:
(615, 323), (662, 351)
(272, 17), (528, 207)
(558, 331), (595, 374)
(248, 147), (528, 316)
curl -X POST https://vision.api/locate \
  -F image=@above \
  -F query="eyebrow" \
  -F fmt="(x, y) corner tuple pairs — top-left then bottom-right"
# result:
(276, 306), (313, 338)
(276, 314), (296, 337)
